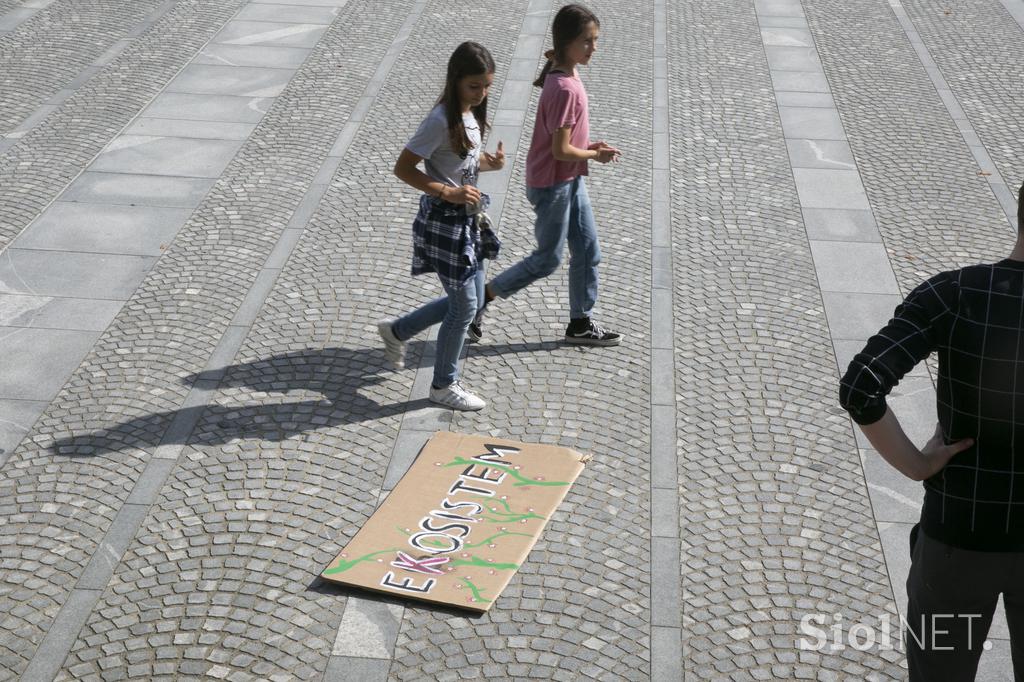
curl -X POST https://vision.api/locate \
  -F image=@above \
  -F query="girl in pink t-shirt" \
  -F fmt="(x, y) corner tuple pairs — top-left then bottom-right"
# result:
(482, 3), (623, 346)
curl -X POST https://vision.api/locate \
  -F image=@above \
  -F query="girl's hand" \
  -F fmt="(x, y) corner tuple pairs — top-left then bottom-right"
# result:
(589, 141), (621, 164)
(918, 423), (974, 480)
(443, 184), (481, 205)
(482, 141), (505, 171)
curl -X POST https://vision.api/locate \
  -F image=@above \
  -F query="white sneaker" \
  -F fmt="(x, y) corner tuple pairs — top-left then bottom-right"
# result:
(377, 319), (405, 369)
(429, 382), (486, 411)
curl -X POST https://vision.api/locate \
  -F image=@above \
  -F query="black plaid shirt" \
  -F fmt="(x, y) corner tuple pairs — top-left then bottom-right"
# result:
(410, 193), (489, 290)
(840, 259), (1024, 550)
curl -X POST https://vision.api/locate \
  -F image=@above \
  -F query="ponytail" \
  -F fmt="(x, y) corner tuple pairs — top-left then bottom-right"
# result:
(533, 50), (556, 87)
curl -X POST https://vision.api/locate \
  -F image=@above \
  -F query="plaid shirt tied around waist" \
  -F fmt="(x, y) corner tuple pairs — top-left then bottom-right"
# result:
(411, 192), (499, 290)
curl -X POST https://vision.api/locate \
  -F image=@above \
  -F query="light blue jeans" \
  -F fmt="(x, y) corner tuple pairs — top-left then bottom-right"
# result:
(392, 267), (485, 389)
(489, 176), (601, 319)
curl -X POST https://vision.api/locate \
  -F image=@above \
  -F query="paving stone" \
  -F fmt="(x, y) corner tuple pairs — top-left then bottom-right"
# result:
(807, 241), (899, 294)
(123, 118), (257, 141)
(786, 138), (855, 169)
(165, 64), (296, 97)
(16, 203), (192, 256)
(801, 208), (879, 242)
(331, 598), (403, 658)
(194, 44), (313, 70)
(0, 398), (46, 466)
(60, 172), (216, 209)
(760, 27), (812, 47)
(91, 136), (245, 178)
(765, 46), (821, 72)
(0, 327), (101, 401)
(859, 450), (924, 524)
(0, 249), (156, 300)
(792, 169), (871, 209)
(771, 71), (830, 92)
(235, 3), (343, 24)
(323, 655), (389, 681)
(142, 92), (272, 124)
(212, 20), (329, 49)
(0, 294), (123, 332)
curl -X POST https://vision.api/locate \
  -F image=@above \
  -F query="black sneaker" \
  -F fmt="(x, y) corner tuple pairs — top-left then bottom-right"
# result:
(466, 302), (488, 343)
(564, 320), (621, 346)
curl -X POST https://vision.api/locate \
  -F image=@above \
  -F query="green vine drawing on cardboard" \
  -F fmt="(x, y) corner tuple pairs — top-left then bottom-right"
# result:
(323, 548), (403, 575)
(482, 497), (546, 524)
(442, 456), (571, 487)
(395, 526), (450, 549)
(463, 529), (533, 549)
(460, 577), (492, 603)
(449, 555), (519, 570)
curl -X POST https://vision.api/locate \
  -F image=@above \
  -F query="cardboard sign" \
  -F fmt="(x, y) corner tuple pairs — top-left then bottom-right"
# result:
(321, 431), (587, 611)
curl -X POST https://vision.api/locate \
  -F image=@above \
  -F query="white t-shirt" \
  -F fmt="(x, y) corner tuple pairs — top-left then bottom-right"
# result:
(405, 104), (481, 190)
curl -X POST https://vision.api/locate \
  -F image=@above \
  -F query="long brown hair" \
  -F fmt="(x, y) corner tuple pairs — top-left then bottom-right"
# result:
(436, 42), (495, 157)
(533, 4), (600, 87)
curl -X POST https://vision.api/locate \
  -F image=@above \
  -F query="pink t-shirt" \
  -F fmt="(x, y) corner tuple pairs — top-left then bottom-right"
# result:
(525, 71), (590, 188)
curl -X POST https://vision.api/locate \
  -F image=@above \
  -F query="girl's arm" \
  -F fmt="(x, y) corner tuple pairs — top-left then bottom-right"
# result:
(551, 127), (618, 163)
(393, 149), (480, 204)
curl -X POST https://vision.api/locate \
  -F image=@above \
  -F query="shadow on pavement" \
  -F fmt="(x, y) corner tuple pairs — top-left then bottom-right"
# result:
(48, 340), (556, 458)
(307, 575), (486, 620)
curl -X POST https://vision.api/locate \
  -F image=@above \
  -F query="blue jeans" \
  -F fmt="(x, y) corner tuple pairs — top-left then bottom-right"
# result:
(489, 176), (601, 319)
(392, 267), (485, 388)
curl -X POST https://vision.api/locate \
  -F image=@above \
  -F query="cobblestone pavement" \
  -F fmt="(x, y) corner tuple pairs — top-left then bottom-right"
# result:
(0, 0), (1021, 679)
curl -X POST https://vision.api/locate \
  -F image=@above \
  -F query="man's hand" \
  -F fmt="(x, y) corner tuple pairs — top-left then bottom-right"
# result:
(918, 422), (974, 480)
(859, 409), (974, 481)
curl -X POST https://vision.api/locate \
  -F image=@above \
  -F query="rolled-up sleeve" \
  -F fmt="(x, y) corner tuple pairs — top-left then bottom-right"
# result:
(839, 272), (956, 425)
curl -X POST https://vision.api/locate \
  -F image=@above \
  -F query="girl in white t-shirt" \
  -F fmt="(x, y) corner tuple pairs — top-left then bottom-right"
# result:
(377, 41), (505, 411)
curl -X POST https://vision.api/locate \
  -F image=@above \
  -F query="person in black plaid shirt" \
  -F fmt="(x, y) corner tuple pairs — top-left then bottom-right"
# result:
(840, 182), (1024, 680)
(377, 42), (506, 412)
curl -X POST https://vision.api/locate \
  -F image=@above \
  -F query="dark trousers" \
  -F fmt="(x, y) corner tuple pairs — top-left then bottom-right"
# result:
(906, 525), (1024, 680)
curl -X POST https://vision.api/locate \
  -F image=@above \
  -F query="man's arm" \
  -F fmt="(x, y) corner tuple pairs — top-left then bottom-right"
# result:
(839, 273), (953, 424)
(859, 409), (973, 481)
(839, 272), (971, 480)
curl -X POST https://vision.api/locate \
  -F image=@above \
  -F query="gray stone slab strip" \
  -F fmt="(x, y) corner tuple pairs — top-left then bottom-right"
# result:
(887, 0), (1017, 231)
(381, 428), (433, 490)
(323, 655), (389, 682)
(331, 598), (404, 658)
(0, 398), (46, 468)
(76, 503), (152, 588)
(325, 0), (550, 675)
(651, 539), (682, 628)
(651, 626), (683, 681)
(650, 0), (683, 678)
